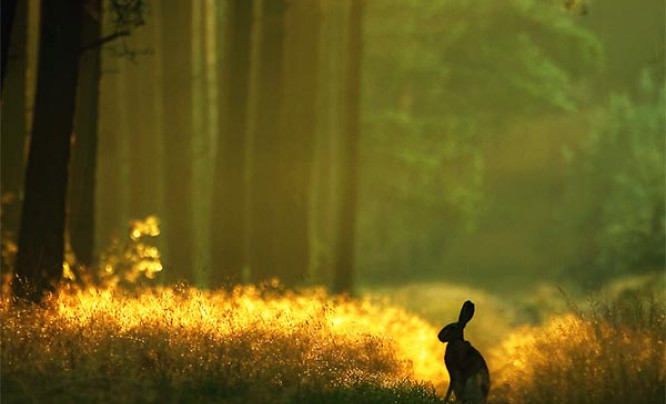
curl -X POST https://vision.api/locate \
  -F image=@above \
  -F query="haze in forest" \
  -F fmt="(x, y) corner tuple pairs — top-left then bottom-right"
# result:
(1, 0), (664, 304)
(1, 1), (664, 403)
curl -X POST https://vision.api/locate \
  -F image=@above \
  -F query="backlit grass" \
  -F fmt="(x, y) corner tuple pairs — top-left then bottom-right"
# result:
(1, 278), (664, 403)
(490, 292), (665, 404)
(0, 282), (444, 403)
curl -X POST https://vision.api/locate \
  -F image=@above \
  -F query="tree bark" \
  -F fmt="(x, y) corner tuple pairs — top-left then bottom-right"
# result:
(159, 0), (195, 283)
(1, 0), (28, 259)
(312, 0), (346, 285)
(210, 0), (253, 287)
(126, 29), (160, 221)
(13, 0), (83, 301)
(248, 0), (286, 284)
(95, 52), (123, 255)
(1, 0), (19, 88)
(332, 0), (363, 294)
(273, 0), (321, 286)
(69, 1), (102, 269)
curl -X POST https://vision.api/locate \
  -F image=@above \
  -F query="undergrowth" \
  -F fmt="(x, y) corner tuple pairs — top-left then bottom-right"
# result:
(491, 291), (665, 404)
(0, 283), (444, 403)
(1, 280), (664, 404)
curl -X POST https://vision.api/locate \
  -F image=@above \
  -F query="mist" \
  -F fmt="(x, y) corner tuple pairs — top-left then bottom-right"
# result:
(1, 0), (664, 403)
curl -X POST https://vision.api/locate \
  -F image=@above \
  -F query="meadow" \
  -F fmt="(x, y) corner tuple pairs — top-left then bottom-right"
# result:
(1, 275), (664, 404)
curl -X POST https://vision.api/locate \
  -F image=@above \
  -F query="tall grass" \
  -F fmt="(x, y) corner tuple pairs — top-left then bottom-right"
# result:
(0, 283), (444, 403)
(491, 292), (665, 404)
(1, 280), (663, 403)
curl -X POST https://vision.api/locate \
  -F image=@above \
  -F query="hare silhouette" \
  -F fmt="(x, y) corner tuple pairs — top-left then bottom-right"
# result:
(438, 300), (490, 403)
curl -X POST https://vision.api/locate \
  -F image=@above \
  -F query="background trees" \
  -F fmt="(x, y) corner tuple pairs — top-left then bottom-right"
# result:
(210, 0), (253, 288)
(563, 83), (665, 285)
(69, 0), (103, 270)
(1, 0), (663, 300)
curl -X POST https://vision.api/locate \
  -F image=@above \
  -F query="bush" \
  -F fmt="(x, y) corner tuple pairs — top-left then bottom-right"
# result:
(491, 292), (665, 404)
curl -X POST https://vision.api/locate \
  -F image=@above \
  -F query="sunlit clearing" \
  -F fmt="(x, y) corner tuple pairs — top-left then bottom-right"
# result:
(2, 280), (664, 403)
(0, 283), (446, 402)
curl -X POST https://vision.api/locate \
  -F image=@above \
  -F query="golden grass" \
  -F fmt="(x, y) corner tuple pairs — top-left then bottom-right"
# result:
(490, 293), (665, 404)
(0, 282), (445, 403)
(1, 278), (664, 403)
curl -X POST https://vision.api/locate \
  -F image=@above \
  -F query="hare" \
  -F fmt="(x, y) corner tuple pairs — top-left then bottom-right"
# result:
(438, 300), (490, 403)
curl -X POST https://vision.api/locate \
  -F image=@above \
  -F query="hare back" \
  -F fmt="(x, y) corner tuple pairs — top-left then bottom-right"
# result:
(445, 341), (490, 402)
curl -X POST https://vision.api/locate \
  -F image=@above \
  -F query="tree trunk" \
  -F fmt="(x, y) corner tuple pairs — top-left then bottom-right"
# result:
(13, 0), (83, 301)
(1, 0), (28, 263)
(248, 0), (286, 284)
(159, 0), (195, 283)
(273, 0), (321, 286)
(69, 1), (102, 269)
(312, 0), (346, 285)
(332, 0), (363, 294)
(126, 29), (160, 221)
(1, 0), (19, 87)
(210, 0), (253, 288)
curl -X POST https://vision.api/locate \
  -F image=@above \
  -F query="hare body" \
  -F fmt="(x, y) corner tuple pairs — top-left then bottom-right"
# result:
(438, 301), (490, 403)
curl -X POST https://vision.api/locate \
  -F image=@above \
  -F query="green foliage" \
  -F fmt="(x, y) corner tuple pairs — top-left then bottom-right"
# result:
(290, 381), (445, 404)
(564, 79), (665, 284)
(359, 0), (601, 282)
(365, 0), (600, 117)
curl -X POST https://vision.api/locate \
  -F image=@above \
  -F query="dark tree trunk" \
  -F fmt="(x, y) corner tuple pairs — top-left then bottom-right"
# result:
(1, 0), (19, 88)
(210, 0), (253, 288)
(273, 0), (321, 286)
(332, 0), (363, 294)
(1, 0), (28, 263)
(69, 1), (102, 269)
(160, 0), (194, 283)
(249, 0), (286, 283)
(13, 0), (83, 301)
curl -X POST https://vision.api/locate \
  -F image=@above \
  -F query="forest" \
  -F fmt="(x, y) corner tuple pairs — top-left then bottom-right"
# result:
(0, 0), (664, 403)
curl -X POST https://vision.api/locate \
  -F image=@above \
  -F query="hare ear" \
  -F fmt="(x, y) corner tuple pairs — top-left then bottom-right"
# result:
(458, 300), (475, 325)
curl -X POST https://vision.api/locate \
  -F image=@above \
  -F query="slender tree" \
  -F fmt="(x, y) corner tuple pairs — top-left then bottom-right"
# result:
(1, 0), (28, 255)
(95, 50), (124, 254)
(69, 0), (102, 269)
(13, 0), (83, 301)
(1, 0), (19, 87)
(159, 0), (195, 283)
(248, 0), (286, 283)
(332, 0), (363, 294)
(126, 27), (160, 221)
(273, 0), (321, 286)
(210, 0), (254, 287)
(93, 1), (148, 255)
(312, 0), (347, 285)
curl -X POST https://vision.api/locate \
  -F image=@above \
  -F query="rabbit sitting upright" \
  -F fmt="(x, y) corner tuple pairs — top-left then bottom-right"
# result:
(438, 300), (490, 403)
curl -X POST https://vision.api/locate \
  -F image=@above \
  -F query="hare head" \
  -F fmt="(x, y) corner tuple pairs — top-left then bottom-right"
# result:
(438, 300), (475, 342)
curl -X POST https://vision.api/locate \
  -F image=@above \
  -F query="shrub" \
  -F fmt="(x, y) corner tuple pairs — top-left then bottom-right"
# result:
(491, 293), (665, 404)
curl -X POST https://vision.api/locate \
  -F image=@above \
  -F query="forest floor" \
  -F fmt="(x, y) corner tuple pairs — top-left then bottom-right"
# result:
(1, 273), (664, 404)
